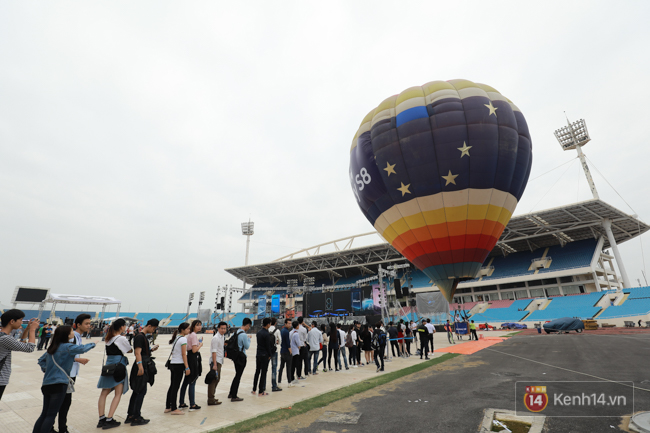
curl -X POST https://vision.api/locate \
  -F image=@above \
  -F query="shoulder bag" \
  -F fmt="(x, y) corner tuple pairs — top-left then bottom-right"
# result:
(165, 337), (179, 370)
(50, 354), (75, 394)
(101, 339), (126, 380)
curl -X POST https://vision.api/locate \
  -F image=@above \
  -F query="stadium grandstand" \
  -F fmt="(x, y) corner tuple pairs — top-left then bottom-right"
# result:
(226, 198), (650, 328)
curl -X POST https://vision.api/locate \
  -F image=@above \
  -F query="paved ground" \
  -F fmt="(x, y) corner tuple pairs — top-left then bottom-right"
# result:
(257, 331), (650, 433)
(0, 329), (512, 432)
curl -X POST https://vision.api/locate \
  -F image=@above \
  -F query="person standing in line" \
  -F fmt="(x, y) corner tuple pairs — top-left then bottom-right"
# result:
(0, 310), (38, 400)
(165, 322), (190, 415)
(346, 326), (357, 367)
(290, 321), (303, 382)
(398, 321), (406, 357)
(317, 324), (329, 372)
(307, 321), (322, 375)
(297, 317), (309, 377)
(336, 323), (349, 370)
(278, 319), (292, 387)
(179, 320), (203, 411)
(425, 319), (436, 352)
(410, 320), (418, 346)
(404, 323), (413, 356)
(417, 320), (430, 360)
(252, 318), (273, 396)
(372, 321), (386, 372)
(55, 314), (92, 433)
(361, 324), (373, 366)
(125, 319), (159, 426)
(355, 322), (363, 366)
(227, 317), (251, 402)
(33, 326), (95, 433)
(469, 320), (478, 341)
(445, 320), (455, 344)
(327, 322), (339, 372)
(207, 321), (227, 405)
(268, 318), (282, 392)
(97, 319), (132, 429)
(387, 322), (400, 358)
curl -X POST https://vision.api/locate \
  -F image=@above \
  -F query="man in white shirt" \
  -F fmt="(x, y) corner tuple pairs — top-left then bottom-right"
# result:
(268, 318), (282, 392)
(425, 319), (436, 352)
(208, 322), (227, 405)
(350, 325), (358, 366)
(307, 321), (322, 375)
(336, 323), (348, 370)
(56, 314), (91, 433)
(297, 317), (309, 376)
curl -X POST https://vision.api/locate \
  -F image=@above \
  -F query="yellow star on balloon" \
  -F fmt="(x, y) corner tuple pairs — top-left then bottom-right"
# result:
(442, 170), (459, 186)
(384, 162), (396, 176)
(457, 142), (472, 158)
(484, 101), (498, 116)
(397, 182), (411, 196)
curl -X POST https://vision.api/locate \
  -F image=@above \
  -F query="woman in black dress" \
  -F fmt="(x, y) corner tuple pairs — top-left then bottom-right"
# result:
(361, 324), (373, 366)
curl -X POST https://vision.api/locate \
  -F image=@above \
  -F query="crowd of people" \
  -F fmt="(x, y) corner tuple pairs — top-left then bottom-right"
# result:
(0, 308), (449, 433)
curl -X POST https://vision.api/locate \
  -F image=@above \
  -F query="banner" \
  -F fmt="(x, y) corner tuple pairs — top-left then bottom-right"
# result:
(257, 296), (267, 319)
(271, 295), (280, 314)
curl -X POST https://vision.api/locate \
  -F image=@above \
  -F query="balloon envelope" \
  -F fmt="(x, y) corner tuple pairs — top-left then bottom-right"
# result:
(349, 79), (532, 302)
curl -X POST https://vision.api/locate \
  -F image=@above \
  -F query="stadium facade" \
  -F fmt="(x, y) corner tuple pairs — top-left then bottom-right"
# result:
(226, 198), (650, 327)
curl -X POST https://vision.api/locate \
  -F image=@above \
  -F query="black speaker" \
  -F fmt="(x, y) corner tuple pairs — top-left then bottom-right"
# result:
(394, 280), (403, 298)
(409, 298), (417, 307)
(403, 286), (410, 297)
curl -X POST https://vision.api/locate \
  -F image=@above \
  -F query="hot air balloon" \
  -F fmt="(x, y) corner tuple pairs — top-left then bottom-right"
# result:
(349, 79), (532, 302)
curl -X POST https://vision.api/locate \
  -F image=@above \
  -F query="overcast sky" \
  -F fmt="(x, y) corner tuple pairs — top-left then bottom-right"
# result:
(2, 2), (649, 313)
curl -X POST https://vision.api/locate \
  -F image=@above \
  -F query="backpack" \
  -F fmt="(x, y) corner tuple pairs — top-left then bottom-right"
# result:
(345, 332), (353, 348)
(225, 330), (244, 363)
(371, 331), (386, 351)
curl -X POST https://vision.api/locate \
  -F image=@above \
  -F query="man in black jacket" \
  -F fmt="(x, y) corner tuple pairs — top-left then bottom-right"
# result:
(252, 318), (273, 395)
(417, 320), (430, 360)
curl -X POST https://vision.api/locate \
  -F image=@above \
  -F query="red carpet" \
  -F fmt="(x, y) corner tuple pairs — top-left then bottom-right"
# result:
(434, 337), (505, 355)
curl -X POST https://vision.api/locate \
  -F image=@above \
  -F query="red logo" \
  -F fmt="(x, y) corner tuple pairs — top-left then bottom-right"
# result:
(524, 386), (548, 412)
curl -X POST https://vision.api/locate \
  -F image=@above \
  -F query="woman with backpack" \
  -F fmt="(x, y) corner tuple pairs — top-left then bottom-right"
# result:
(179, 320), (203, 411)
(317, 324), (328, 372)
(97, 319), (132, 430)
(34, 326), (95, 433)
(165, 322), (191, 415)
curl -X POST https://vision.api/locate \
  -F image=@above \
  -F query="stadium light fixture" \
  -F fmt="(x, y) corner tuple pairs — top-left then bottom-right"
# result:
(554, 117), (599, 200)
(241, 219), (255, 293)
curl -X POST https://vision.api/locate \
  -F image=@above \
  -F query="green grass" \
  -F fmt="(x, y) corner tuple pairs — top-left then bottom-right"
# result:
(501, 331), (523, 337)
(210, 353), (460, 433)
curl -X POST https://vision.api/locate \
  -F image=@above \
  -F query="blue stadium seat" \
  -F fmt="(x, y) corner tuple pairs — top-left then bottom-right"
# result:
(597, 298), (650, 319)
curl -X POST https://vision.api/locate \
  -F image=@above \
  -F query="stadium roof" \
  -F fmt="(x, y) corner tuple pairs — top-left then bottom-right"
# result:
(225, 199), (648, 285)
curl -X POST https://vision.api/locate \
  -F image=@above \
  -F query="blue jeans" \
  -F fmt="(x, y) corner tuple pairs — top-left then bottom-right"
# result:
(33, 384), (67, 433)
(180, 376), (196, 407)
(310, 350), (320, 374)
(337, 346), (348, 370)
(271, 352), (278, 389)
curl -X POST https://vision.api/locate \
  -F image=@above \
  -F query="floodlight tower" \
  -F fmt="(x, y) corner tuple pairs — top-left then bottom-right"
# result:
(241, 220), (254, 293)
(554, 118), (631, 289)
(554, 118), (599, 200)
(197, 291), (205, 316)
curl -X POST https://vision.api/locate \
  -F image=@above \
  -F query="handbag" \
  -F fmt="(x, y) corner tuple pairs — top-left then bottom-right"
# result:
(50, 354), (75, 394)
(204, 368), (216, 385)
(165, 337), (179, 370)
(101, 341), (127, 382)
